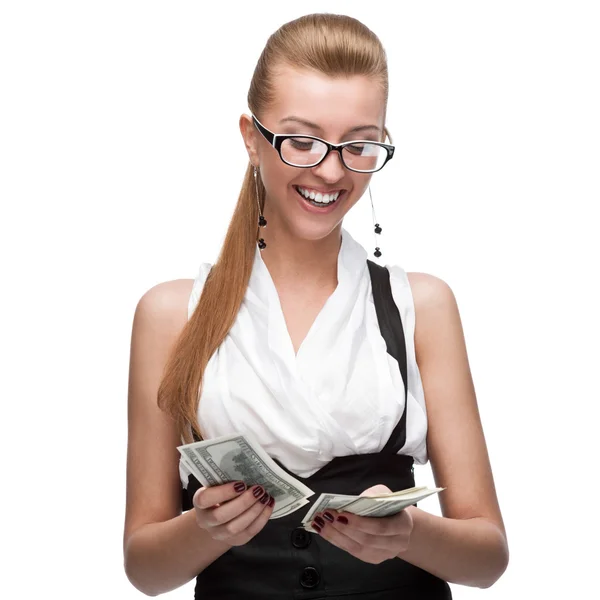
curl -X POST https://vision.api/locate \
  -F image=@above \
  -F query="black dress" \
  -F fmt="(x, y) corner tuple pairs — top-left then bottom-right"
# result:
(181, 260), (453, 599)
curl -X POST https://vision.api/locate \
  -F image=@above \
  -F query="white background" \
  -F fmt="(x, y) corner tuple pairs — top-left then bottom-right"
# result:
(2, 1), (598, 598)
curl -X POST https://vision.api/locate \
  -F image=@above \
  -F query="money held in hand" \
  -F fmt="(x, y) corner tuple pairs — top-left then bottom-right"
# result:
(177, 432), (444, 526)
(178, 432), (314, 519)
(300, 486), (445, 533)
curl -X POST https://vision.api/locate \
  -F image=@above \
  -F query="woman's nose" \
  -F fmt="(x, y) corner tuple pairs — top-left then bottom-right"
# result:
(312, 149), (346, 182)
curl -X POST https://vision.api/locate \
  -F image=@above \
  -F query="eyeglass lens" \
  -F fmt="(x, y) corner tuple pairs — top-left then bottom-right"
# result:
(280, 137), (387, 172)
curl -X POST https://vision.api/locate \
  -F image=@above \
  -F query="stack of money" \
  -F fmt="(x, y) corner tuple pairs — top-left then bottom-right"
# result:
(178, 432), (444, 527)
(300, 486), (445, 533)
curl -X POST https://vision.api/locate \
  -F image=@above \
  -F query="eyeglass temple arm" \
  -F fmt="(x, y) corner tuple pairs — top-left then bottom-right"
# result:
(384, 125), (393, 145)
(251, 115), (271, 143)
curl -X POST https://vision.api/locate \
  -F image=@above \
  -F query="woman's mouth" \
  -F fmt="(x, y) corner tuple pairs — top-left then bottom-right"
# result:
(293, 185), (346, 211)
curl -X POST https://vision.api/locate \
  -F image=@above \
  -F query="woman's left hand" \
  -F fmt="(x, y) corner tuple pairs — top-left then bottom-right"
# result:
(310, 484), (415, 564)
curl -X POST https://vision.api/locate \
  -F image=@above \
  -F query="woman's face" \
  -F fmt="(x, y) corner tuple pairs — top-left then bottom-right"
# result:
(240, 64), (387, 243)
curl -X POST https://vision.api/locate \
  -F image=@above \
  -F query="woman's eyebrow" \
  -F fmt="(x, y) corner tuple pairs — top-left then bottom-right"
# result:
(279, 116), (381, 135)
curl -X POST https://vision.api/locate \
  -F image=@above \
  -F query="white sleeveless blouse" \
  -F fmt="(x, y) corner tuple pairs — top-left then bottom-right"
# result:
(179, 227), (428, 485)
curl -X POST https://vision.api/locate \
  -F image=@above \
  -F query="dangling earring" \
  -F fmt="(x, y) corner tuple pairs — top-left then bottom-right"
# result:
(254, 165), (267, 250)
(369, 185), (382, 257)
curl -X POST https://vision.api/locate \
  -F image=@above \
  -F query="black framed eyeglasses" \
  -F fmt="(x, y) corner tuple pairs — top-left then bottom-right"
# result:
(252, 114), (395, 173)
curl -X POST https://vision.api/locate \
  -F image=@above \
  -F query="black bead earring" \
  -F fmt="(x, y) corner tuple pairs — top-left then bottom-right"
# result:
(369, 185), (382, 257)
(254, 166), (267, 250)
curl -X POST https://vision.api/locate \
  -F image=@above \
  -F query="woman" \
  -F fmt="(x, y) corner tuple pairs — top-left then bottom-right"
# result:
(123, 13), (509, 599)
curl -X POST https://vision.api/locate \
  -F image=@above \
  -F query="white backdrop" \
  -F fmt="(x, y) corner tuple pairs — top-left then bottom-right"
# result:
(2, 1), (598, 598)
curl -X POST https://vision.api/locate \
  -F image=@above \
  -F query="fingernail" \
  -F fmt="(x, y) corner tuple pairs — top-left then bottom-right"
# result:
(234, 481), (246, 493)
(268, 495), (275, 507)
(253, 485), (264, 498)
(323, 511), (335, 522)
(312, 522), (322, 534)
(336, 515), (349, 524)
(314, 515), (325, 528)
(259, 491), (270, 504)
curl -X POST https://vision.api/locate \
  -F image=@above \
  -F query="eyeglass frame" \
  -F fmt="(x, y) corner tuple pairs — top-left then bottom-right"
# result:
(251, 114), (395, 173)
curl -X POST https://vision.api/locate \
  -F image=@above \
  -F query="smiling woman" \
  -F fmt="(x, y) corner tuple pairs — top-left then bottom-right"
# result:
(123, 11), (508, 600)
(238, 62), (390, 250)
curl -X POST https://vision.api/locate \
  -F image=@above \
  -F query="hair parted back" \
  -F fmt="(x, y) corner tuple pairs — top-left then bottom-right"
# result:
(157, 12), (390, 444)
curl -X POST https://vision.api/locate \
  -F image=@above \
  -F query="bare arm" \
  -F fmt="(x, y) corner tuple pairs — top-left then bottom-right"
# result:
(125, 508), (233, 596)
(397, 273), (509, 588)
(398, 505), (507, 588)
(122, 279), (231, 596)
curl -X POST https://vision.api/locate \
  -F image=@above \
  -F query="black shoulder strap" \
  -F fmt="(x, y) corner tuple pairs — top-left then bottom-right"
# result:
(366, 259), (409, 454)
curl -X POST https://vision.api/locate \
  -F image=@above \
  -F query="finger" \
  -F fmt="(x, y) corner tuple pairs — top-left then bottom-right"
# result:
(359, 484), (392, 497)
(212, 490), (274, 540)
(323, 509), (408, 536)
(242, 495), (275, 537)
(202, 485), (271, 528)
(315, 517), (397, 555)
(315, 517), (365, 556)
(193, 481), (250, 511)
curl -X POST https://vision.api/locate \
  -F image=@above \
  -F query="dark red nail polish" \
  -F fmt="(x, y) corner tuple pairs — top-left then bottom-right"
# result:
(312, 522), (322, 534)
(253, 486), (264, 498)
(268, 495), (275, 507)
(314, 515), (325, 528)
(323, 511), (335, 522)
(337, 515), (349, 524)
(259, 491), (270, 504)
(234, 481), (246, 492)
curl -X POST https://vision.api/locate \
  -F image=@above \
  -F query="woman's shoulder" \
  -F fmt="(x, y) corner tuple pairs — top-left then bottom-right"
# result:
(135, 262), (213, 322)
(391, 268), (461, 366)
(135, 278), (197, 329)
(404, 271), (457, 316)
(385, 264), (458, 342)
(385, 264), (455, 312)
(145, 260), (213, 322)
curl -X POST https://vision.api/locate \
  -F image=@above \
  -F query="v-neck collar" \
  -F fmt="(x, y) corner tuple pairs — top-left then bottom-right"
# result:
(247, 227), (368, 371)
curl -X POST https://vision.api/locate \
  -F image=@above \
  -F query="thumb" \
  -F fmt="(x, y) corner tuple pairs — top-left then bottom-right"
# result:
(359, 484), (392, 497)
(193, 486), (223, 509)
(192, 486), (208, 508)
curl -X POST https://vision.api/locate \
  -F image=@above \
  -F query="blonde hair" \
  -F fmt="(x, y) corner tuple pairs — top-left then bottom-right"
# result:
(157, 13), (390, 444)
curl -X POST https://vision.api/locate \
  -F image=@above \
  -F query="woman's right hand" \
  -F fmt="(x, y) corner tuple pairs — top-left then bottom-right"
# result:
(192, 481), (275, 546)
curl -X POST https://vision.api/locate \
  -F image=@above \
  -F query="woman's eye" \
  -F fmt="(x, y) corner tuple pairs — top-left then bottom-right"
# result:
(289, 139), (313, 150)
(346, 143), (367, 155)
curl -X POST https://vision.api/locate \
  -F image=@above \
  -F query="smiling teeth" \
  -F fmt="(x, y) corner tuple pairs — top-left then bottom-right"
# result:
(297, 186), (341, 204)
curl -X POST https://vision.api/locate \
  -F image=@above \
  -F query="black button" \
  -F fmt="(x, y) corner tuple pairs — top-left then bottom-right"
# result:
(291, 527), (311, 549)
(300, 566), (320, 589)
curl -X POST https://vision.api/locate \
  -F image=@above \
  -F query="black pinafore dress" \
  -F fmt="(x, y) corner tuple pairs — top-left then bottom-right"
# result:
(181, 260), (453, 599)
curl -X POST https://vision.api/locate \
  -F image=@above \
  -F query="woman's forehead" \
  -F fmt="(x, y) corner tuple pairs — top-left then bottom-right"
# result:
(267, 65), (385, 135)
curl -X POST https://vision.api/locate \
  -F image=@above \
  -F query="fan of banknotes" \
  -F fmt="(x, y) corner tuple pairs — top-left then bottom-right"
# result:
(178, 431), (445, 532)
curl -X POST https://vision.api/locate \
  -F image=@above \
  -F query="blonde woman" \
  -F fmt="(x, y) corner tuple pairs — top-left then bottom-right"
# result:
(123, 13), (509, 599)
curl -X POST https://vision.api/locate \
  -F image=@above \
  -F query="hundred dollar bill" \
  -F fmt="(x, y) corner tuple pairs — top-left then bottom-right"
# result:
(301, 486), (446, 532)
(178, 431), (314, 519)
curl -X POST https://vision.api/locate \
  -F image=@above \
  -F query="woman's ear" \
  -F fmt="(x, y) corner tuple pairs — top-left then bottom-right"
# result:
(239, 113), (260, 167)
